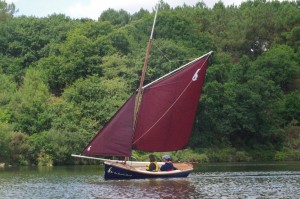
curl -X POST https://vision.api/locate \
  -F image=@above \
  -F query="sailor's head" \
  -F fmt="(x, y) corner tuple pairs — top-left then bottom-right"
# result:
(149, 154), (156, 162)
(162, 154), (171, 161)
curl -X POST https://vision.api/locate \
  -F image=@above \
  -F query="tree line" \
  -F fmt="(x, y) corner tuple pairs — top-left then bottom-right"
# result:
(0, 0), (299, 166)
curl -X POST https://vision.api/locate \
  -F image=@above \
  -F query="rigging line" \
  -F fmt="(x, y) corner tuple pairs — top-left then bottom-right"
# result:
(152, 41), (200, 63)
(167, 59), (198, 63)
(152, 42), (171, 62)
(132, 56), (209, 145)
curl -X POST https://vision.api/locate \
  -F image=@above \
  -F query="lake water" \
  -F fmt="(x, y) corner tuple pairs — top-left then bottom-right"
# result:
(0, 162), (300, 198)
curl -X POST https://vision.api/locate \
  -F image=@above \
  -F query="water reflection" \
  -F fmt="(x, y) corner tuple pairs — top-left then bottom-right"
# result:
(92, 178), (196, 198)
(0, 163), (300, 199)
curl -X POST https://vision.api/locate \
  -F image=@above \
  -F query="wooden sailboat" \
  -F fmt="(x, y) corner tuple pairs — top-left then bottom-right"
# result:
(72, 5), (212, 180)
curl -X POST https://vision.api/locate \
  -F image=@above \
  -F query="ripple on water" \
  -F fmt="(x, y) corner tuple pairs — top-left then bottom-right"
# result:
(191, 171), (300, 199)
(0, 167), (300, 199)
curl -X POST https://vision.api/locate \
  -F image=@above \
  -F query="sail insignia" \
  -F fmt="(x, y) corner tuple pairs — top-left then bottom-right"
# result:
(192, 69), (200, 81)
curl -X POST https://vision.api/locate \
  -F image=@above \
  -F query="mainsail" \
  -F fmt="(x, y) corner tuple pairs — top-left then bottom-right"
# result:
(82, 52), (212, 157)
(132, 53), (211, 151)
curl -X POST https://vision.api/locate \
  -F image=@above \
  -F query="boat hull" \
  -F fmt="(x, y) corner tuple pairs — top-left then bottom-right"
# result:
(104, 161), (192, 180)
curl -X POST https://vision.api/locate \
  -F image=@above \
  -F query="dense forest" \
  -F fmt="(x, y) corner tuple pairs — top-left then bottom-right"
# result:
(0, 0), (299, 166)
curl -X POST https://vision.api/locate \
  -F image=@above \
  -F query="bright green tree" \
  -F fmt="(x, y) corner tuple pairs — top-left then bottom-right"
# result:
(9, 68), (51, 135)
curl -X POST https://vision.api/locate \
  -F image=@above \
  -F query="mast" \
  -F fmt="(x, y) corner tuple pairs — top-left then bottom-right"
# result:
(134, 4), (159, 125)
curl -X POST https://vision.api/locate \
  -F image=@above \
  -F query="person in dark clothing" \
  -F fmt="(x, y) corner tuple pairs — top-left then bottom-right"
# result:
(160, 154), (176, 171)
(146, 154), (159, 171)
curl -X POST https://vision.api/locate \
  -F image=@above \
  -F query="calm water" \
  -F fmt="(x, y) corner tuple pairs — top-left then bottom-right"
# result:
(0, 162), (300, 199)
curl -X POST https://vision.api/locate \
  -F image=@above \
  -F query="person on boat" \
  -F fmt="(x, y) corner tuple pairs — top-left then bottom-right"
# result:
(146, 154), (159, 172)
(160, 154), (176, 171)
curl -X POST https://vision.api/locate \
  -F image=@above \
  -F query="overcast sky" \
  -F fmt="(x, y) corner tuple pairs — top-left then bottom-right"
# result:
(6, 0), (247, 20)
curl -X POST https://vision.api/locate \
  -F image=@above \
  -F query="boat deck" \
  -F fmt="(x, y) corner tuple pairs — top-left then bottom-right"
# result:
(105, 161), (193, 174)
(104, 161), (193, 179)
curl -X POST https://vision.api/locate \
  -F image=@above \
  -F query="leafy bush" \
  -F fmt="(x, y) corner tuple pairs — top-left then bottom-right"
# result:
(8, 132), (30, 165)
(274, 150), (300, 161)
(206, 148), (251, 162)
(37, 149), (53, 167)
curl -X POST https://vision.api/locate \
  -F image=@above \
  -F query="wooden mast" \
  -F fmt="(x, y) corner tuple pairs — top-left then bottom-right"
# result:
(124, 4), (158, 163)
(133, 4), (159, 125)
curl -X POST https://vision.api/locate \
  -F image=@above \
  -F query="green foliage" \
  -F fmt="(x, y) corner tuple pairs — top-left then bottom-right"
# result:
(277, 121), (300, 161)
(0, 0), (17, 21)
(8, 132), (30, 165)
(28, 130), (86, 165)
(173, 149), (209, 163)
(0, 122), (13, 162)
(131, 8), (150, 21)
(63, 75), (130, 125)
(251, 44), (298, 90)
(9, 68), (51, 135)
(99, 8), (130, 26)
(0, 0), (299, 165)
(37, 149), (53, 167)
(0, 73), (16, 107)
(108, 30), (131, 55)
(205, 148), (252, 162)
(277, 92), (300, 124)
(274, 150), (300, 161)
(147, 39), (191, 81)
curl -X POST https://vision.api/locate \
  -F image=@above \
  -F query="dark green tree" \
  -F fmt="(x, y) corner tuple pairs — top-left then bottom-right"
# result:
(98, 8), (130, 26)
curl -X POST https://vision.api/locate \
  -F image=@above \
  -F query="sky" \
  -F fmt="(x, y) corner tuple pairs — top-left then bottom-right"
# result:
(5, 0), (246, 20)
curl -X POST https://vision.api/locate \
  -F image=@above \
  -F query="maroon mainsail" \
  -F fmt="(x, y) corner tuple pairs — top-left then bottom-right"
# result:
(132, 55), (209, 151)
(82, 52), (212, 157)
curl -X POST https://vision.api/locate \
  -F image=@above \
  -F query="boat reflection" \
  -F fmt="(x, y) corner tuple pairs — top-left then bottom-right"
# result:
(94, 178), (197, 198)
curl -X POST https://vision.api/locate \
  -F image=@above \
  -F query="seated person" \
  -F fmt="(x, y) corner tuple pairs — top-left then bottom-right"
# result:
(160, 154), (176, 171)
(146, 154), (159, 172)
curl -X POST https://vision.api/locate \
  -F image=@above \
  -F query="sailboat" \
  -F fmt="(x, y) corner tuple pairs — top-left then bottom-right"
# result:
(72, 5), (212, 180)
